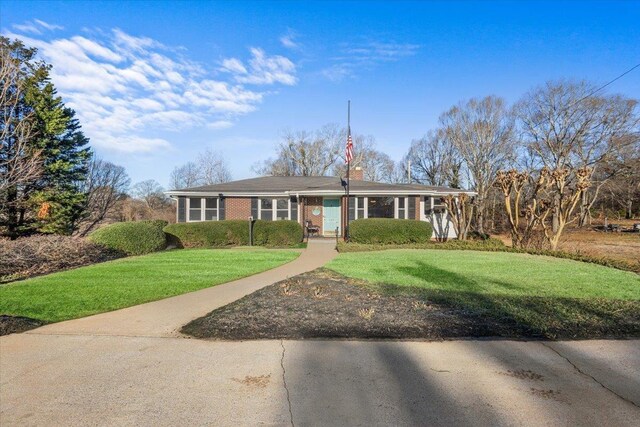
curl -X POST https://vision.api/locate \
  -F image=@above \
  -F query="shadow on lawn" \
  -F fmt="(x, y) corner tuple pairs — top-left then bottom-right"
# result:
(369, 261), (640, 340)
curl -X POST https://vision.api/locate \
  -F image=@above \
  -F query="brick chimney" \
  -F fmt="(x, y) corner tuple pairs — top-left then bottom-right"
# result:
(350, 166), (364, 181)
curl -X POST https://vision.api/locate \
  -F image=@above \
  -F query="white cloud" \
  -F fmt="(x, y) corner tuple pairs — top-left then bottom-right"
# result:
(207, 120), (234, 130)
(3, 28), (297, 153)
(12, 19), (63, 34)
(34, 20), (64, 31)
(320, 64), (354, 82)
(321, 40), (420, 81)
(12, 23), (41, 34)
(221, 47), (297, 86)
(280, 30), (299, 49)
(220, 58), (247, 74)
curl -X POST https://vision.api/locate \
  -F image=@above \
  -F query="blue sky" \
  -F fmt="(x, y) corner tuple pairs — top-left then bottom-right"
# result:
(2, 0), (639, 188)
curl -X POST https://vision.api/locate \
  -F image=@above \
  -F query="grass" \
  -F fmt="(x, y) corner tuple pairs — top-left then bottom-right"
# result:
(327, 249), (640, 338)
(328, 249), (639, 300)
(0, 248), (300, 323)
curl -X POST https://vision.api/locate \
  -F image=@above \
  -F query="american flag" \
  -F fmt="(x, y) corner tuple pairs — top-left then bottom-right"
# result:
(345, 133), (354, 164)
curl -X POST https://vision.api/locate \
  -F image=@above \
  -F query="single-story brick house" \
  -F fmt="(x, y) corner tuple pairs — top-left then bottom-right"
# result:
(166, 168), (473, 239)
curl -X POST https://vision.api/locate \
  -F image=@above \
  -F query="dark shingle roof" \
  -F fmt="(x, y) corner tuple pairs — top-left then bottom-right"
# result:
(167, 176), (468, 195)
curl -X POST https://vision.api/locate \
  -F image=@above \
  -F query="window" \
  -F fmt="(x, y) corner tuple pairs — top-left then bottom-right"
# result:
(424, 196), (446, 215)
(433, 197), (446, 213)
(349, 197), (367, 220)
(259, 198), (291, 220)
(276, 198), (289, 220)
(397, 197), (406, 219)
(260, 198), (273, 220)
(204, 198), (218, 221)
(368, 197), (394, 218)
(357, 197), (365, 219)
(188, 198), (202, 221)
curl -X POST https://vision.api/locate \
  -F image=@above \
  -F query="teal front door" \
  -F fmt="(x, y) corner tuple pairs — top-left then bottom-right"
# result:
(323, 198), (341, 236)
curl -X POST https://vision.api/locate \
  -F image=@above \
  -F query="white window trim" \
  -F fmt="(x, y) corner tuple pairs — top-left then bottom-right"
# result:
(204, 198), (219, 221)
(258, 198), (292, 221)
(352, 197), (368, 219)
(187, 197), (218, 222)
(187, 197), (202, 222)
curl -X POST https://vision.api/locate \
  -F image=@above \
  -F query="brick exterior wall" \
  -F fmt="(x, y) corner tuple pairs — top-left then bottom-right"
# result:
(413, 196), (421, 220)
(225, 197), (252, 220)
(303, 196), (324, 235)
(350, 167), (364, 181)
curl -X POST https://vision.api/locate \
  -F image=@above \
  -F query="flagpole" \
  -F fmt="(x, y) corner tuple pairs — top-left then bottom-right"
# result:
(346, 100), (351, 241)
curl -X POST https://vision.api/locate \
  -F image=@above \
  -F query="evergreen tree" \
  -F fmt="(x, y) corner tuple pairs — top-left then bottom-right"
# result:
(1, 37), (91, 237)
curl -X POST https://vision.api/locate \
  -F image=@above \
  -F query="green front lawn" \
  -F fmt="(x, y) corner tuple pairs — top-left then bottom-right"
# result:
(327, 250), (640, 338)
(0, 248), (300, 323)
(328, 249), (639, 300)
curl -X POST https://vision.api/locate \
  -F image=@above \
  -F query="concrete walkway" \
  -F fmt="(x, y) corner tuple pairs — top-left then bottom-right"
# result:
(29, 238), (338, 338)
(1, 336), (638, 426)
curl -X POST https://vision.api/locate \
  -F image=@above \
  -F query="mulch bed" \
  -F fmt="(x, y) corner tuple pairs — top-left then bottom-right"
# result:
(182, 269), (553, 340)
(0, 315), (45, 336)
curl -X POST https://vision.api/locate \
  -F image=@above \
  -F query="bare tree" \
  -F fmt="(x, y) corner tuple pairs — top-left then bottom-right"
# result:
(170, 161), (201, 190)
(131, 179), (167, 210)
(405, 129), (462, 187)
(0, 40), (44, 236)
(514, 80), (639, 226)
(198, 149), (232, 184)
(75, 158), (130, 236)
(333, 134), (398, 182)
(441, 96), (515, 233)
(602, 138), (640, 219)
(169, 149), (232, 190)
(442, 193), (474, 240)
(495, 167), (591, 250)
(254, 124), (342, 176)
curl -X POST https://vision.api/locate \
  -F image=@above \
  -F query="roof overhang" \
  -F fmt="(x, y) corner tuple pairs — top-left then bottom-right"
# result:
(166, 189), (477, 198)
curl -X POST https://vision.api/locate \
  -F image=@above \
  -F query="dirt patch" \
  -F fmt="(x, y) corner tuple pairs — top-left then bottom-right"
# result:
(500, 369), (544, 381)
(183, 269), (640, 340)
(529, 388), (564, 402)
(495, 226), (640, 270)
(231, 375), (271, 388)
(0, 315), (45, 336)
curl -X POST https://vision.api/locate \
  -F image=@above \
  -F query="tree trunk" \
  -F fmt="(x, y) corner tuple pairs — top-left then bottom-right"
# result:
(5, 186), (19, 240)
(578, 191), (589, 227)
(475, 197), (485, 234)
(552, 194), (560, 233)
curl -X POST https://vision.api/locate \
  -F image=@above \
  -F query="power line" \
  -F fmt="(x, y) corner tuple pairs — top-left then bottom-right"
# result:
(576, 61), (640, 104)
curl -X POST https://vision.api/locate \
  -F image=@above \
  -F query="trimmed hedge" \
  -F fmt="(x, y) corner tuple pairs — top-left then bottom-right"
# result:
(349, 218), (433, 244)
(164, 220), (250, 248)
(163, 220), (303, 248)
(254, 220), (303, 247)
(338, 238), (506, 253)
(88, 220), (167, 256)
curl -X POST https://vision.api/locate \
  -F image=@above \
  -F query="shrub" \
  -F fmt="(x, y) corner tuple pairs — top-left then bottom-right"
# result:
(88, 220), (167, 256)
(0, 235), (124, 282)
(468, 230), (491, 241)
(163, 220), (303, 248)
(349, 218), (433, 244)
(253, 220), (303, 247)
(337, 238), (505, 253)
(163, 220), (250, 248)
